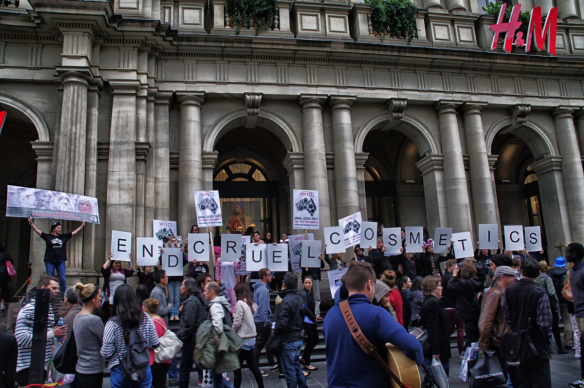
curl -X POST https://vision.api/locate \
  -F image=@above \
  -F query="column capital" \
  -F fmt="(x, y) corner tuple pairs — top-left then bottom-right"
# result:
(57, 68), (93, 89)
(354, 152), (369, 169)
(488, 154), (498, 170)
(30, 141), (54, 161)
(202, 151), (219, 170)
(387, 98), (407, 120)
(283, 152), (305, 173)
(330, 96), (356, 110)
(137, 85), (149, 98)
(177, 92), (205, 106)
(155, 91), (173, 104)
(530, 155), (564, 175)
(574, 108), (584, 120)
(434, 100), (462, 115)
(299, 95), (327, 110)
(109, 80), (141, 94)
(147, 87), (159, 101)
(552, 106), (575, 119)
(415, 154), (444, 175)
(461, 102), (487, 115)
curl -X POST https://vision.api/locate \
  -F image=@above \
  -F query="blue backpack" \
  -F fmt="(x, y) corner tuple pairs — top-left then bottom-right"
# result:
(112, 317), (150, 383)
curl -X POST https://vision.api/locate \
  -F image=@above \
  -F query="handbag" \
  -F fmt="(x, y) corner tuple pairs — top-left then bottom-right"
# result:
(266, 331), (285, 356)
(154, 319), (183, 363)
(562, 282), (574, 303)
(409, 327), (431, 356)
(500, 330), (537, 365)
(53, 330), (78, 374)
(468, 350), (507, 388)
(5, 261), (16, 280)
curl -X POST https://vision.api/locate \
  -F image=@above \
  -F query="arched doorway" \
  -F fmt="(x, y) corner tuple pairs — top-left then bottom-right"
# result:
(212, 126), (289, 239)
(0, 104), (40, 292)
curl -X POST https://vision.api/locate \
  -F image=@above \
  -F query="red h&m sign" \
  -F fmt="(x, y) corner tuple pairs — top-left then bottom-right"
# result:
(0, 111), (6, 135)
(489, 4), (558, 56)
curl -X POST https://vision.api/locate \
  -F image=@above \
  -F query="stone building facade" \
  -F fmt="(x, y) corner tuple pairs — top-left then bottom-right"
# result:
(1, 0), (584, 286)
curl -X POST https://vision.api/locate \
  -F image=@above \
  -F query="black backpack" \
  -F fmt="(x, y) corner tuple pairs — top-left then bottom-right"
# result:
(112, 317), (150, 383)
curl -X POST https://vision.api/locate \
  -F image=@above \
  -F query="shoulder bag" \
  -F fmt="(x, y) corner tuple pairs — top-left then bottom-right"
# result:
(154, 318), (183, 363)
(562, 282), (574, 303)
(53, 330), (78, 374)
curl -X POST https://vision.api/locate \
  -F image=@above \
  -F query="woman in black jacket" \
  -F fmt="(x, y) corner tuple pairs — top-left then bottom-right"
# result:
(299, 276), (318, 371)
(100, 252), (134, 319)
(0, 244), (14, 308)
(177, 277), (207, 388)
(447, 259), (484, 347)
(420, 276), (450, 376)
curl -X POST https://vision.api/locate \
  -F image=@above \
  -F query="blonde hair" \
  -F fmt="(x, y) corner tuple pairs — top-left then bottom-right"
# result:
(74, 283), (97, 304)
(381, 270), (397, 288)
(460, 260), (477, 279)
(539, 260), (550, 274)
(142, 298), (160, 315)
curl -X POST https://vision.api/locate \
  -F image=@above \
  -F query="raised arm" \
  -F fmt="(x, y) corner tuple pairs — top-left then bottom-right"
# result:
(27, 216), (42, 236)
(71, 221), (86, 236)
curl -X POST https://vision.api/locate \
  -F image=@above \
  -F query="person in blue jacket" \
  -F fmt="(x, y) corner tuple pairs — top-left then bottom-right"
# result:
(324, 261), (423, 388)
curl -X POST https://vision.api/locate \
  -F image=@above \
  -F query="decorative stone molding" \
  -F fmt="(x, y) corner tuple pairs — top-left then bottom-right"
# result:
(244, 93), (262, 128)
(530, 155), (564, 175)
(135, 142), (151, 162)
(511, 104), (531, 125)
(416, 154), (444, 175)
(283, 152), (305, 174)
(387, 98), (407, 120)
(30, 141), (54, 161)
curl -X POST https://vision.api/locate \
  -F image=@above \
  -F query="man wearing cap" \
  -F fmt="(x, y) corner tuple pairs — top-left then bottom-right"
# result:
(489, 254), (514, 283)
(28, 216), (85, 294)
(478, 266), (515, 354)
(549, 257), (572, 350)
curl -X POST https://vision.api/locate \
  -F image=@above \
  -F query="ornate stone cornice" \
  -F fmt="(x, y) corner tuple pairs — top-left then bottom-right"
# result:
(530, 156), (563, 175)
(283, 152), (305, 173)
(415, 154), (444, 175)
(30, 141), (54, 161)
(387, 98), (407, 120)
(244, 92), (262, 129)
(135, 142), (151, 161)
(511, 104), (531, 125)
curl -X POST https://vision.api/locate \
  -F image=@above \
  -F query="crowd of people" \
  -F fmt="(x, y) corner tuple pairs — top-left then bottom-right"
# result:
(2, 221), (584, 388)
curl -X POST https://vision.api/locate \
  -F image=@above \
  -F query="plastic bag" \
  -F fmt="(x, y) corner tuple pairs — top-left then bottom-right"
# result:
(459, 347), (472, 382)
(432, 357), (450, 388)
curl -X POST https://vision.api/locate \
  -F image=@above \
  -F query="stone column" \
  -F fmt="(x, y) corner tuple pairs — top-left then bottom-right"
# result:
(106, 80), (140, 246)
(553, 107), (584, 242)
(144, 90), (156, 236)
(82, 84), (100, 272)
(330, 97), (360, 218)
(435, 101), (473, 233)
(135, 86), (148, 239)
(355, 153), (369, 219)
(299, 95), (331, 237)
(461, 103), (498, 225)
(284, 153), (306, 232)
(575, 109), (584, 157)
(531, 156), (572, 258)
(153, 92), (172, 221)
(177, 92), (205, 236)
(416, 155), (449, 236)
(30, 142), (54, 287)
(202, 152), (219, 192)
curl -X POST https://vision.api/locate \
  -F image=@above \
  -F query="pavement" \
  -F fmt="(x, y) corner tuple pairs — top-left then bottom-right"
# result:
(101, 347), (583, 387)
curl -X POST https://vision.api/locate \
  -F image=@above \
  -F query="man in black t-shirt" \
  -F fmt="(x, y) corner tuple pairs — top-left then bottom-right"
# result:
(28, 217), (85, 293)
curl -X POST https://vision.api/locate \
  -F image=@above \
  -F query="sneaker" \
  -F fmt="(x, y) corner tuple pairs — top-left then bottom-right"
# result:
(316, 315), (323, 321)
(169, 379), (179, 387)
(261, 370), (269, 377)
(569, 379), (584, 388)
(279, 373), (285, 379)
(576, 352), (582, 359)
(198, 380), (203, 386)
(269, 364), (279, 371)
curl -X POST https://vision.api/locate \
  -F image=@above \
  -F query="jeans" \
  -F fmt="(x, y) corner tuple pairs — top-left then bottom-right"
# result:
(110, 365), (153, 388)
(280, 341), (307, 388)
(45, 260), (66, 294)
(179, 341), (195, 388)
(168, 356), (178, 380)
(168, 281), (181, 318)
(313, 280), (321, 316)
(212, 371), (234, 388)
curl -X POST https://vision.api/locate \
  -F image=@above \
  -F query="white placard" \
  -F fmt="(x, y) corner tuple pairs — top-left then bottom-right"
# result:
(162, 248), (184, 277)
(194, 190), (223, 227)
(136, 237), (159, 266)
(111, 230), (132, 261)
(328, 267), (348, 298)
(524, 226), (542, 252)
(360, 222), (378, 253)
(246, 244), (268, 272)
(405, 226), (424, 253)
(324, 226), (345, 254)
(452, 232), (474, 259)
(479, 224), (499, 249)
(383, 227), (402, 255)
(288, 234), (313, 272)
(187, 233), (209, 262)
(221, 234), (242, 262)
(301, 240), (322, 268)
(433, 228), (452, 254)
(153, 220), (177, 243)
(268, 244), (289, 272)
(339, 212), (363, 248)
(504, 225), (524, 251)
(292, 189), (319, 230)
(235, 235), (252, 276)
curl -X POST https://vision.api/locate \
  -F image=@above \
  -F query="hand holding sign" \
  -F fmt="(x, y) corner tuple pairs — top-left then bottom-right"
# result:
(136, 237), (159, 266)
(111, 230), (132, 261)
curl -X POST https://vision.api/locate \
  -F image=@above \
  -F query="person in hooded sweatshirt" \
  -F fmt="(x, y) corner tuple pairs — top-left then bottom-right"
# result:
(252, 268), (276, 373)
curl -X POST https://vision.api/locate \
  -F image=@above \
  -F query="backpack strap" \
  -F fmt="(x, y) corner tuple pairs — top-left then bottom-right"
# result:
(339, 300), (408, 388)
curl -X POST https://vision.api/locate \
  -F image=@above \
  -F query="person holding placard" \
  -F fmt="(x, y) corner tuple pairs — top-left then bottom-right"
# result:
(28, 216), (86, 294)
(101, 252), (134, 317)
(299, 276), (318, 371)
(447, 260), (483, 348)
(368, 237), (390, 278)
(302, 254), (325, 320)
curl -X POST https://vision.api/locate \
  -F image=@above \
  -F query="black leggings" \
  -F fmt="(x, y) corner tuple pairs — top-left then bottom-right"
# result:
(73, 372), (103, 388)
(151, 362), (170, 388)
(234, 347), (264, 388)
(302, 324), (319, 365)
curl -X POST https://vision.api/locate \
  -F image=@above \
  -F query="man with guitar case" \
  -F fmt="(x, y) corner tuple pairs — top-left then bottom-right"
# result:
(324, 261), (423, 388)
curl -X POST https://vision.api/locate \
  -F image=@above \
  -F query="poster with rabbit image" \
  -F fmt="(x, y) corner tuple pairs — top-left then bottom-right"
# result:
(194, 190), (223, 227)
(292, 190), (319, 230)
